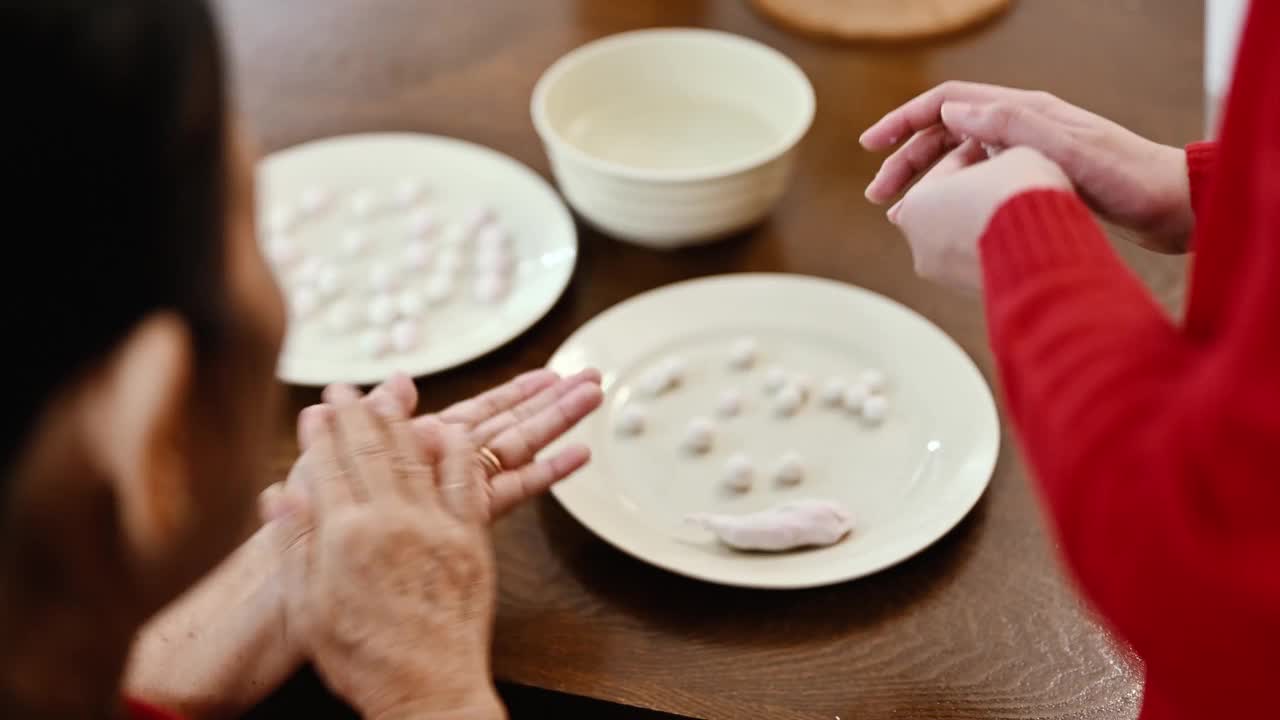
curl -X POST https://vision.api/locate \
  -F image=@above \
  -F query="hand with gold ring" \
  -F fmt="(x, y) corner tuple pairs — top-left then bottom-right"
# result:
(283, 368), (603, 522)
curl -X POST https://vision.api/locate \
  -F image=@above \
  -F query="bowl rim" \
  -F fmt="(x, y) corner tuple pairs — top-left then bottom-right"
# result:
(531, 27), (816, 183)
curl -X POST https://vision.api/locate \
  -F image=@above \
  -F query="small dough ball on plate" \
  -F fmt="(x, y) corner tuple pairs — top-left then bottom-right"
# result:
(616, 405), (646, 436)
(773, 452), (805, 487)
(300, 186), (333, 216)
(404, 240), (433, 270)
(858, 368), (887, 393)
(341, 230), (369, 257)
(289, 287), (319, 318)
(473, 273), (509, 303)
(268, 205), (298, 235)
(790, 374), (813, 399)
(349, 189), (381, 218)
(474, 247), (513, 274)
(359, 328), (390, 358)
(436, 247), (465, 273)
(390, 320), (419, 353)
(722, 453), (754, 492)
(681, 417), (714, 454)
(661, 356), (687, 385)
(728, 337), (758, 370)
(368, 262), (400, 292)
(367, 293), (398, 326)
(842, 384), (870, 414)
(266, 235), (299, 267)
(763, 365), (787, 394)
(315, 264), (344, 298)
(397, 289), (425, 318)
(408, 207), (439, 237)
(716, 388), (744, 418)
(860, 395), (889, 425)
(773, 385), (804, 417)
(426, 273), (455, 305)
(395, 178), (427, 208)
(326, 300), (359, 333)
(475, 225), (511, 252)
(819, 378), (846, 407)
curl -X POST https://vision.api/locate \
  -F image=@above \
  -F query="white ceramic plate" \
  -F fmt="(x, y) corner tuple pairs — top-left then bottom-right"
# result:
(259, 133), (577, 386)
(547, 274), (999, 589)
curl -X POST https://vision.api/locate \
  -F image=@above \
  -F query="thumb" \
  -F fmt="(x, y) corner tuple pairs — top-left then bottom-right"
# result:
(941, 101), (1071, 167)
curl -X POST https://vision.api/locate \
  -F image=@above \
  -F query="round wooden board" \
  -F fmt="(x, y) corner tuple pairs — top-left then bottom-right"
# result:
(750, 0), (1013, 42)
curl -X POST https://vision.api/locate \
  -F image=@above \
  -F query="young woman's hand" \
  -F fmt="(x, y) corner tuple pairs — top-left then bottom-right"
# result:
(862, 81), (1193, 254)
(890, 141), (1073, 291)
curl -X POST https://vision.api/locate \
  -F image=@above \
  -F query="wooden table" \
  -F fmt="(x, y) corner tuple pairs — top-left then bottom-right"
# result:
(222, 1), (1204, 717)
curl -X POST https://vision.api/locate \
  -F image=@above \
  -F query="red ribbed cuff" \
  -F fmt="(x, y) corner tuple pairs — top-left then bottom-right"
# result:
(980, 189), (1113, 299)
(1185, 141), (1217, 217)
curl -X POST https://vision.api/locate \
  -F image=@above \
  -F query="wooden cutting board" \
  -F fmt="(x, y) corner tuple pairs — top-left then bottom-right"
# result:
(750, 0), (1013, 42)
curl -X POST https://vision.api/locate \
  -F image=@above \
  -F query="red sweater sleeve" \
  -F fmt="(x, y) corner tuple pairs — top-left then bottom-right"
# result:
(1185, 140), (1216, 219)
(980, 190), (1280, 716)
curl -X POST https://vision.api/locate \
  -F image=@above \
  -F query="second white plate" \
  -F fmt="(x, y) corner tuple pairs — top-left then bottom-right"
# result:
(259, 133), (577, 386)
(547, 274), (999, 589)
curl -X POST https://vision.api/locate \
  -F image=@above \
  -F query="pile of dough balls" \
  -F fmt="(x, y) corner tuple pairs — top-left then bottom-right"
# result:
(614, 337), (892, 496)
(263, 179), (519, 359)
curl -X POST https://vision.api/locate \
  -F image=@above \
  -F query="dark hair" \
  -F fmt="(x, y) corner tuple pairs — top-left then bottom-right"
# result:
(1, 0), (229, 474)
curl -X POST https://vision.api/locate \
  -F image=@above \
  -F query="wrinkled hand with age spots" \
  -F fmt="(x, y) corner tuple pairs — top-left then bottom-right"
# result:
(272, 385), (506, 720)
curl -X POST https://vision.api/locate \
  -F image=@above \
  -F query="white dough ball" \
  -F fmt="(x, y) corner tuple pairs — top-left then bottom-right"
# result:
(359, 328), (390, 358)
(842, 384), (871, 414)
(661, 356), (687, 385)
(367, 293), (398, 326)
(820, 378), (847, 407)
(326, 301), (359, 333)
(294, 257), (323, 286)
(368, 262), (400, 292)
(616, 405), (646, 436)
(408, 207), (439, 237)
(349, 189), (381, 218)
(858, 368), (887, 393)
(728, 337), (758, 370)
(440, 222), (469, 246)
(390, 320), (419, 353)
(681, 417), (714, 454)
(722, 454), (754, 492)
(395, 178), (427, 208)
(473, 272), (509, 303)
(266, 235), (299, 267)
(290, 287), (319, 318)
(437, 247), (464, 273)
(773, 385), (804, 417)
(463, 206), (496, 233)
(404, 240), (433, 270)
(425, 273), (454, 304)
(475, 225), (511, 252)
(773, 452), (806, 486)
(341, 230), (369, 257)
(268, 205), (298, 235)
(315, 264), (343, 298)
(763, 365), (787, 394)
(300, 187), (333, 216)
(716, 388), (743, 418)
(640, 367), (674, 398)
(474, 248), (513, 274)
(397, 289), (424, 318)
(860, 394), (889, 425)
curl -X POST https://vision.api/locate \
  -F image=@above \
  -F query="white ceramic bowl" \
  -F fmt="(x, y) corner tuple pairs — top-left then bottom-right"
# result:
(532, 29), (815, 249)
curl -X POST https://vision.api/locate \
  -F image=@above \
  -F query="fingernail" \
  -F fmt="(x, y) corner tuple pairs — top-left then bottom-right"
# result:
(887, 200), (904, 223)
(323, 383), (360, 404)
(941, 102), (973, 121)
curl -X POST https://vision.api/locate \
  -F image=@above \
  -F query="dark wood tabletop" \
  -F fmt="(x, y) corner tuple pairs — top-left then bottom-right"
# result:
(221, 1), (1205, 718)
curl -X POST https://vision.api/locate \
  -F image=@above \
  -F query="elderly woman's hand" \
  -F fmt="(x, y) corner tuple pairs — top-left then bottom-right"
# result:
(862, 81), (1194, 254)
(286, 368), (603, 522)
(273, 385), (505, 720)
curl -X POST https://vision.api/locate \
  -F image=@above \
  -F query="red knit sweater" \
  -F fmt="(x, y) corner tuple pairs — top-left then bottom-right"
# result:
(979, 2), (1280, 718)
